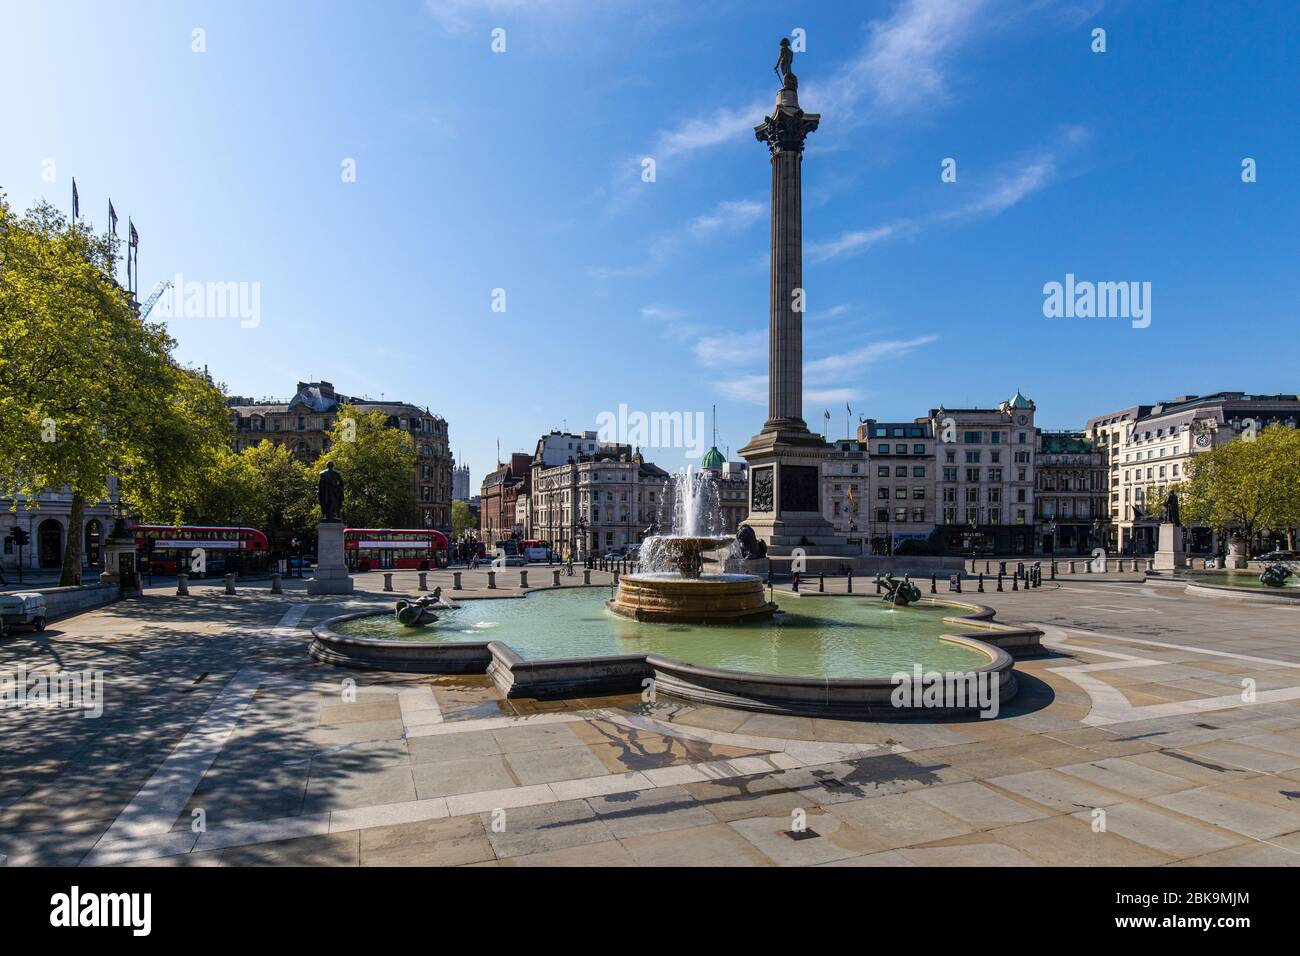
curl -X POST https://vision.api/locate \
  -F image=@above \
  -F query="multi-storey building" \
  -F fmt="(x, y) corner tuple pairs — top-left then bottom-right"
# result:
(1086, 392), (1300, 555)
(479, 453), (532, 545)
(226, 380), (454, 533)
(857, 419), (936, 554)
(928, 392), (1037, 556)
(820, 439), (868, 547)
(1035, 431), (1107, 555)
(530, 447), (670, 559)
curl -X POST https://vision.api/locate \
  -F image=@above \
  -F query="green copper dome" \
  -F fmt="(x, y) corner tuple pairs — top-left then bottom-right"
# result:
(700, 446), (726, 469)
(1007, 390), (1035, 410)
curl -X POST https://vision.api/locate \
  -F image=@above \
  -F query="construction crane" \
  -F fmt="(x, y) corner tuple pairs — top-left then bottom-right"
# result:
(138, 279), (173, 320)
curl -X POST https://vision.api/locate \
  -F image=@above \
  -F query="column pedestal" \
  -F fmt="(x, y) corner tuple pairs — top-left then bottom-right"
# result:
(1153, 523), (1186, 571)
(307, 522), (354, 595)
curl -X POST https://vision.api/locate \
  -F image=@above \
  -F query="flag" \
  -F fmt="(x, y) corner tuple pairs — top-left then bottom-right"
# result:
(846, 403), (852, 416)
(72, 178), (80, 220)
(823, 409), (830, 419)
(129, 220), (139, 248)
(108, 200), (118, 235)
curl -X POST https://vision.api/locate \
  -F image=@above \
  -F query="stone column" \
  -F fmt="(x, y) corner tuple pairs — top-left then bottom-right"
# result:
(755, 84), (819, 431)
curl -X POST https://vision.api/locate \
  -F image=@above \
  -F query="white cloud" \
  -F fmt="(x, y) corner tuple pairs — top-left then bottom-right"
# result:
(717, 374), (767, 405)
(804, 335), (939, 377)
(809, 125), (1089, 264)
(694, 330), (767, 367)
(640, 304), (684, 321)
(592, 197), (764, 278)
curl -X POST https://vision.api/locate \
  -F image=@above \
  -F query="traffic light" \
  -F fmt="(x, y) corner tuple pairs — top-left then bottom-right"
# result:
(10, 527), (30, 547)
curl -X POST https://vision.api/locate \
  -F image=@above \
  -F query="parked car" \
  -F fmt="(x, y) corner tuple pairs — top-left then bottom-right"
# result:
(0, 592), (48, 631)
(603, 551), (626, 561)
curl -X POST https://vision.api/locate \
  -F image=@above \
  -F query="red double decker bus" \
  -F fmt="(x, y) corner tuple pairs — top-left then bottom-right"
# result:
(344, 528), (449, 572)
(132, 525), (272, 576)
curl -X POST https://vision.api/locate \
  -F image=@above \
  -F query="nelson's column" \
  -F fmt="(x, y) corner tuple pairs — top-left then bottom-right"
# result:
(739, 39), (850, 555)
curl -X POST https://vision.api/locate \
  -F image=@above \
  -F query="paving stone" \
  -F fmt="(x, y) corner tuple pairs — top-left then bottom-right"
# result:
(405, 728), (501, 764)
(586, 785), (716, 838)
(1150, 788), (1300, 839)
(504, 746), (609, 786)
(411, 756), (516, 799)
(824, 792), (974, 850)
(1056, 756), (1194, 798)
(491, 723), (584, 754)
(357, 814), (495, 866)
(220, 832), (359, 866)
(912, 781), (1051, 827)
(481, 799), (614, 858)
(1068, 802), (1242, 859)
(620, 822), (773, 866)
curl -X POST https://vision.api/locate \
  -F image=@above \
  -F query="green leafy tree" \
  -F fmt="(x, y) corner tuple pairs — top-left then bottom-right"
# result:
(0, 198), (231, 585)
(315, 406), (419, 529)
(1180, 425), (1300, 554)
(451, 499), (475, 539)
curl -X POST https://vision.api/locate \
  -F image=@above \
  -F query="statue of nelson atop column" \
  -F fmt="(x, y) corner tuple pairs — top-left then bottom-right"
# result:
(318, 461), (344, 523)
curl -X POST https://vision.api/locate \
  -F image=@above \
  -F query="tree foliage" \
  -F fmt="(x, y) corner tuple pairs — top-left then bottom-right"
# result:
(451, 499), (475, 539)
(315, 406), (419, 530)
(1180, 425), (1300, 552)
(0, 197), (231, 584)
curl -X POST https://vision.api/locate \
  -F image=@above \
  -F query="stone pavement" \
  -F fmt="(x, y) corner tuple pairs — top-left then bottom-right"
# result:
(1, 570), (1298, 866)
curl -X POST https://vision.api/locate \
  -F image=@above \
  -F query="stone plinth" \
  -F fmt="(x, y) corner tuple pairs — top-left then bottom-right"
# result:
(307, 521), (354, 595)
(1153, 523), (1186, 571)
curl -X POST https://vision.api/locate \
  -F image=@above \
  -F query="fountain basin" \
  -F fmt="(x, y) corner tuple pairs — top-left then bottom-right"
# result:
(608, 572), (776, 623)
(310, 590), (1043, 718)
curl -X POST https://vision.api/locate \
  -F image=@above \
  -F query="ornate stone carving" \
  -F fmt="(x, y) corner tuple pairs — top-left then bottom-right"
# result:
(751, 466), (774, 513)
(755, 107), (820, 156)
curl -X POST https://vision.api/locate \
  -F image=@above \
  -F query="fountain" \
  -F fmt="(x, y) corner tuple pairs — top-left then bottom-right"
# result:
(607, 467), (777, 623)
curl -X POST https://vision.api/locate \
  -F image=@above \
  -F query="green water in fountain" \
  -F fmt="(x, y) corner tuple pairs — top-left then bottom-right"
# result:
(333, 588), (992, 678)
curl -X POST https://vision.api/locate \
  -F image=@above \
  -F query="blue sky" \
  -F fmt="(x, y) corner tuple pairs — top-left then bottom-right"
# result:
(4, 0), (1297, 488)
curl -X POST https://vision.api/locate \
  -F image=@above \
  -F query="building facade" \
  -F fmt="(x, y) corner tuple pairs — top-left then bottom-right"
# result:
(859, 420), (936, 554)
(530, 447), (670, 559)
(928, 392), (1038, 555)
(479, 453), (532, 545)
(821, 439), (868, 547)
(1086, 392), (1300, 555)
(1, 483), (118, 573)
(227, 380), (454, 533)
(1035, 431), (1107, 555)
(452, 464), (471, 501)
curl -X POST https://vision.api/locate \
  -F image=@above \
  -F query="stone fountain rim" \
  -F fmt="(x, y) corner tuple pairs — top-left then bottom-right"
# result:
(309, 590), (1036, 683)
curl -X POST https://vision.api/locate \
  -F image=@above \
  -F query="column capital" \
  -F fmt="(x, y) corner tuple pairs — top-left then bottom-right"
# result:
(755, 104), (820, 156)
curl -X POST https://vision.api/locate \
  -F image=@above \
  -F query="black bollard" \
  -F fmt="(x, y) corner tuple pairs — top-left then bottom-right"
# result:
(978, 573), (985, 592)
(819, 573), (825, 593)
(1050, 561), (1057, 580)
(875, 575), (881, 594)
(997, 572), (1004, 592)
(847, 573), (853, 594)
(1012, 573), (1019, 591)
(930, 574), (937, 594)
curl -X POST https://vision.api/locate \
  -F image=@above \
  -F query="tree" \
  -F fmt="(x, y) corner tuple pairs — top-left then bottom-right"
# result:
(1180, 425), (1300, 554)
(0, 198), (232, 585)
(315, 406), (419, 529)
(451, 499), (475, 539)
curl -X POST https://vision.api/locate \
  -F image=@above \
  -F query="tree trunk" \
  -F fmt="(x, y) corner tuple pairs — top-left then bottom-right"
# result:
(59, 491), (86, 587)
